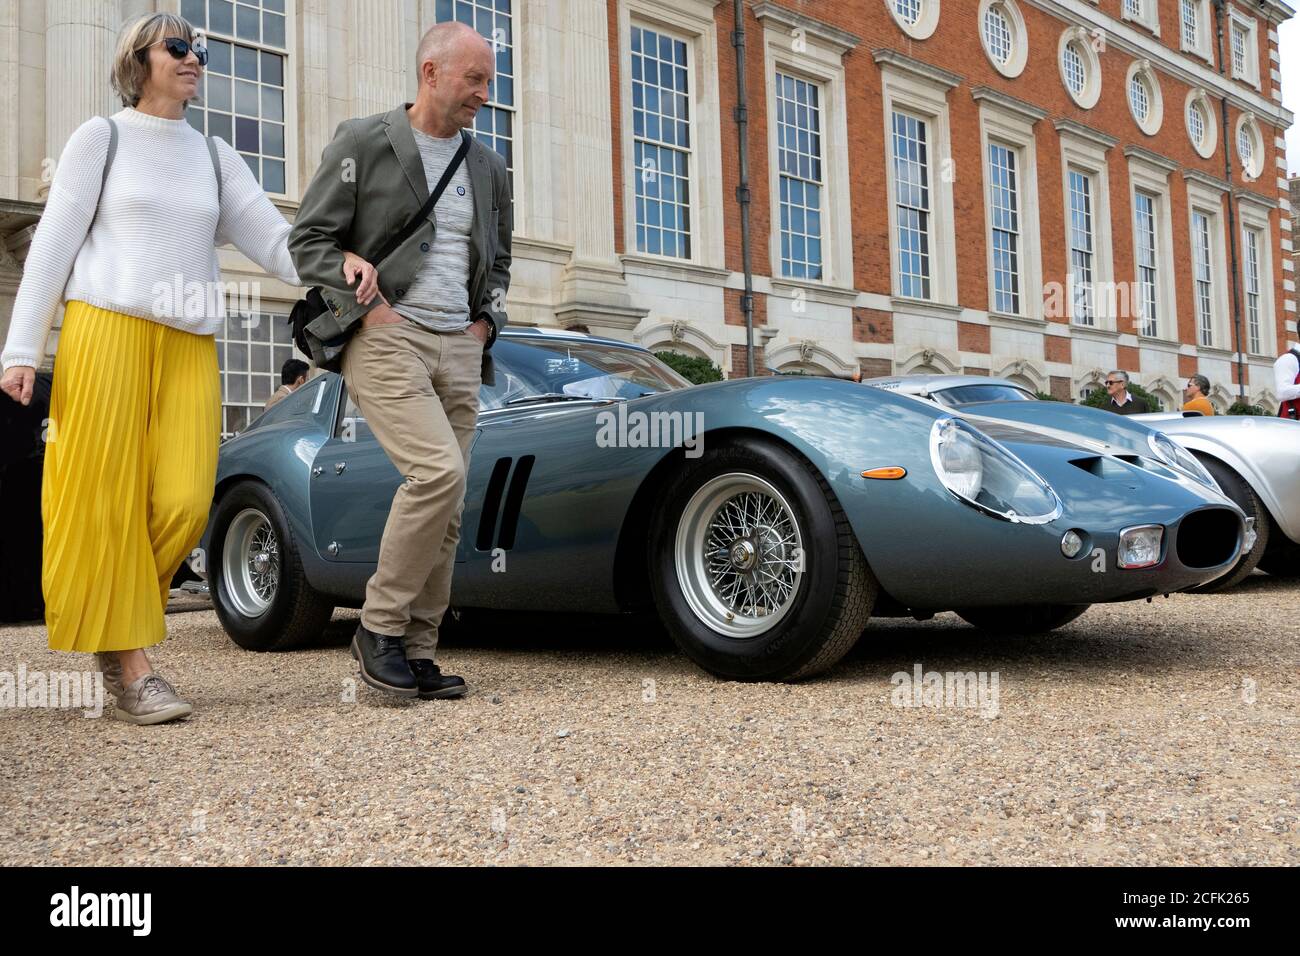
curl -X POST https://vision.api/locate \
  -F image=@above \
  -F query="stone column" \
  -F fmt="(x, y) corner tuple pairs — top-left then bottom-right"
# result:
(350, 0), (411, 118)
(553, 0), (644, 330)
(44, 0), (119, 197)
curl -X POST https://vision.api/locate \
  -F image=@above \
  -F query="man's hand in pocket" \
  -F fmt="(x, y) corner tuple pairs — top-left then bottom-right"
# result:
(361, 302), (405, 329)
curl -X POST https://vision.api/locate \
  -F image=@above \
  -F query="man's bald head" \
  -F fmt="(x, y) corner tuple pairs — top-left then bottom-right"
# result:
(416, 21), (492, 75)
(412, 21), (495, 134)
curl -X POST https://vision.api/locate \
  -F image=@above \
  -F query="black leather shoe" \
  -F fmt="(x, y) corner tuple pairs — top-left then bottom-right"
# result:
(350, 625), (418, 697)
(408, 659), (467, 700)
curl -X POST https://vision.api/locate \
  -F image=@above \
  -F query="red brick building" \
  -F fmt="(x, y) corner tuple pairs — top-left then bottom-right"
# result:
(1, 1), (1293, 428)
(592, 0), (1296, 411)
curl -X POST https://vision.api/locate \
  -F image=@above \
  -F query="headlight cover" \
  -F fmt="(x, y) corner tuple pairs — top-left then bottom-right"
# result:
(930, 417), (1062, 524)
(1147, 432), (1216, 489)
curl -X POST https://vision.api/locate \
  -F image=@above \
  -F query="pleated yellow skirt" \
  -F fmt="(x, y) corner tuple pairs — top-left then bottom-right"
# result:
(42, 301), (220, 652)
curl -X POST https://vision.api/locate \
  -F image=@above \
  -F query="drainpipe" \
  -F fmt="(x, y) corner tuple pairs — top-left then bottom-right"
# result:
(732, 0), (755, 376)
(1211, 0), (1247, 402)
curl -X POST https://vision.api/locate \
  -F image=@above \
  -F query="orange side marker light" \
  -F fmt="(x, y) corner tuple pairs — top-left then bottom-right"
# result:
(861, 466), (907, 480)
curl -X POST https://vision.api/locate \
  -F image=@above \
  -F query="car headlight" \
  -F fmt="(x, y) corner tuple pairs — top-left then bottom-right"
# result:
(1118, 524), (1163, 568)
(1147, 432), (1216, 489)
(930, 417), (1062, 524)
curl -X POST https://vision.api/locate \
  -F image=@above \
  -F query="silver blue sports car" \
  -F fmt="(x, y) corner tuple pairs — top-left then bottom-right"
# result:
(200, 331), (1246, 681)
(867, 374), (1299, 590)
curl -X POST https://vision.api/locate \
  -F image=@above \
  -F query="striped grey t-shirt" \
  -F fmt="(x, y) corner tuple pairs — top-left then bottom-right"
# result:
(392, 128), (474, 332)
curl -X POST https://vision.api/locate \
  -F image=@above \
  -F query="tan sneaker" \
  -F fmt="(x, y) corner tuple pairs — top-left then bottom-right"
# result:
(112, 674), (193, 725)
(94, 652), (124, 699)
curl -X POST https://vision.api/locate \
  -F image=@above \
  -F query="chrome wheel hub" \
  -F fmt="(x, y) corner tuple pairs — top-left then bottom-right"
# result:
(674, 473), (804, 639)
(223, 508), (280, 618)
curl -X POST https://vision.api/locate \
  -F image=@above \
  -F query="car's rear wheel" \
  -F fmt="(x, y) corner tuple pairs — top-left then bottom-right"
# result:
(209, 480), (333, 651)
(649, 437), (876, 681)
(1188, 455), (1269, 592)
(956, 605), (1090, 634)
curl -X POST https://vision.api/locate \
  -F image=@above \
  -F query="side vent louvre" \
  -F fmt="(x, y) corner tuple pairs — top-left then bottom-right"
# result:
(476, 457), (513, 551)
(496, 455), (536, 551)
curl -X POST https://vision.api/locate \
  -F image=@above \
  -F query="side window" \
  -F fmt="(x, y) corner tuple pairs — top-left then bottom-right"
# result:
(336, 386), (372, 441)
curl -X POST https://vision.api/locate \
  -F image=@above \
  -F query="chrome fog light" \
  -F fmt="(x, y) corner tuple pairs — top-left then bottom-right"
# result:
(1061, 530), (1085, 558)
(1118, 525), (1163, 569)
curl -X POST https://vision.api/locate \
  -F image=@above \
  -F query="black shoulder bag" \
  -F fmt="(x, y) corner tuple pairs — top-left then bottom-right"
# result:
(289, 129), (472, 368)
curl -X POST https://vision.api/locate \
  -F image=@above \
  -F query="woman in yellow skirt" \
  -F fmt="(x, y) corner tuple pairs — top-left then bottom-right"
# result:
(0, 13), (322, 723)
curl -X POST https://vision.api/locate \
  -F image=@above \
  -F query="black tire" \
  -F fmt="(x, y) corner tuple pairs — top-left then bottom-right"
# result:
(648, 437), (876, 682)
(1258, 520), (1300, 578)
(209, 480), (334, 651)
(956, 605), (1090, 634)
(1188, 455), (1270, 592)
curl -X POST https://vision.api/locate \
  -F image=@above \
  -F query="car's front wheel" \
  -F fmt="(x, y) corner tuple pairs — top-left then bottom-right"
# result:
(649, 438), (876, 681)
(956, 605), (1090, 634)
(209, 480), (334, 651)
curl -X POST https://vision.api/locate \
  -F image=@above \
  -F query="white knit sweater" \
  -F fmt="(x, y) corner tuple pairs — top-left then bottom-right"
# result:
(1, 107), (300, 371)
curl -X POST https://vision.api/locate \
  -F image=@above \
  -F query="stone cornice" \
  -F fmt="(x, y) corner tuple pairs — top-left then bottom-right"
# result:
(1123, 145), (1179, 174)
(871, 49), (962, 90)
(751, 2), (860, 56)
(970, 86), (1049, 123)
(1182, 168), (1232, 194)
(1054, 119), (1119, 150)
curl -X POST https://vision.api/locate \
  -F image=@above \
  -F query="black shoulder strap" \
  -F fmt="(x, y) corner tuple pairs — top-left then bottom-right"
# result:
(205, 136), (222, 206)
(88, 117), (118, 231)
(372, 129), (471, 265)
(102, 117), (118, 192)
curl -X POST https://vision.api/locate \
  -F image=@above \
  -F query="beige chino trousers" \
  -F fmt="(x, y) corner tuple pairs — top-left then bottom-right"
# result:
(341, 319), (483, 660)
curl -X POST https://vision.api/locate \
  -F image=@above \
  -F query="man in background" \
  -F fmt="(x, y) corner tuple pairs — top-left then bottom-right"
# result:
(1182, 374), (1214, 416)
(1102, 370), (1149, 415)
(264, 359), (309, 411)
(1275, 346), (1300, 420)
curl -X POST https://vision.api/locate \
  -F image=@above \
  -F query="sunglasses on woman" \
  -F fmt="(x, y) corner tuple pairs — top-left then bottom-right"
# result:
(135, 36), (208, 67)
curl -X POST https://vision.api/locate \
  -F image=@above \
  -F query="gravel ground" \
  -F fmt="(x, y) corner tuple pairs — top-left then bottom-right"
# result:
(1, 576), (1296, 866)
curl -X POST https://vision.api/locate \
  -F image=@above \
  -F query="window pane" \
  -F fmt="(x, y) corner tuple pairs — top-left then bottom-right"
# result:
(260, 51), (283, 87)
(235, 79), (259, 116)
(208, 39), (232, 76)
(262, 122), (284, 158)
(236, 3), (260, 41)
(234, 44), (258, 80)
(207, 75), (232, 112)
(262, 159), (285, 194)
(263, 11), (285, 47)
(235, 115), (259, 151)
(261, 85), (283, 122)
(210, 0), (234, 35)
(209, 111), (233, 146)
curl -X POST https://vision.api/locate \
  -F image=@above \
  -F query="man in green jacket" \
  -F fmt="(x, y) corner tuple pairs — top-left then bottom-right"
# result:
(289, 21), (512, 701)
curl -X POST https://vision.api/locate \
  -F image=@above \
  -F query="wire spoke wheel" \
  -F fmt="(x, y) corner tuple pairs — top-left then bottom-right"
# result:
(223, 507), (280, 618)
(675, 473), (804, 638)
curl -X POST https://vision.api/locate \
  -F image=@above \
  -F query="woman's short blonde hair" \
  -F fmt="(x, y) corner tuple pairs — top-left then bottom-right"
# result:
(111, 12), (198, 108)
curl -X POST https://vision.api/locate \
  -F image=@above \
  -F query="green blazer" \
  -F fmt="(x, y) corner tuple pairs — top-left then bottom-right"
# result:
(288, 103), (512, 383)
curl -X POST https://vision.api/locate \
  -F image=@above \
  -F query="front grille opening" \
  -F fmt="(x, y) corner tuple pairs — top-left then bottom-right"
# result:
(1176, 508), (1240, 569)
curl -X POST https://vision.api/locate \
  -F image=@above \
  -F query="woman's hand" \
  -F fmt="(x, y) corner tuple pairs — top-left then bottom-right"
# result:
(0, 365), (35, 406)
(342, 251), (380, 305)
